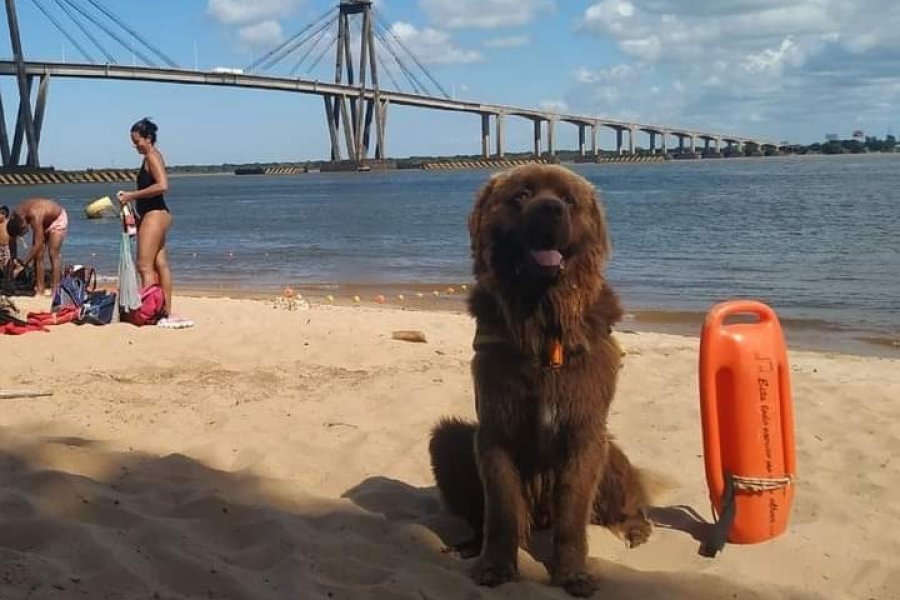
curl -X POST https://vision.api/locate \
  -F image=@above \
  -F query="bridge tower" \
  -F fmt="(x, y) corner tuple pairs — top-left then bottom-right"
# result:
(323, 0), (386, 163)
(2, 0), (46, 168)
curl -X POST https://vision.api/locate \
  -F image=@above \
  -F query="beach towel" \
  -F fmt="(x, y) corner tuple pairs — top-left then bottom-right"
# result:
(1, 295), (46, 334)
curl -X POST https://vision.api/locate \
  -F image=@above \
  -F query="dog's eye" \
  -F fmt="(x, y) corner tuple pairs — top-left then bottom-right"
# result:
(508, 189), (530, 208)
(563, 193), (577, 206)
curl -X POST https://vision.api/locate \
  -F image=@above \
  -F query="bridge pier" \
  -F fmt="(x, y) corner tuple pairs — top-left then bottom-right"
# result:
(481, 113), (490, 158)
(495, 113), (505, 157)
(377, 98), (388, 158)
(547, 119), (555, 156)
(533, 120), (541, 157)
(649, 131), (656, 154)
(324, 96), (341, 160)
(591, 124), (599, 156)
(578, 124), (586, 157)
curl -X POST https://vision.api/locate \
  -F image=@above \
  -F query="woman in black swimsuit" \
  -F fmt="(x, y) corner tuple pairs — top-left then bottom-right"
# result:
(116, 118), (174, 320)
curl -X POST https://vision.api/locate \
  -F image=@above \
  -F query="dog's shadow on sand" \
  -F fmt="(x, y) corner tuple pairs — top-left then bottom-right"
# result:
(342, 476), (716, 548)
(342, 475), (473, 548)
(343, 476), (812, 600)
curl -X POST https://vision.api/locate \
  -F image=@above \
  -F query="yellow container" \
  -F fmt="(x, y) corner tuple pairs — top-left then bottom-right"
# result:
(84, 195), (114, 219)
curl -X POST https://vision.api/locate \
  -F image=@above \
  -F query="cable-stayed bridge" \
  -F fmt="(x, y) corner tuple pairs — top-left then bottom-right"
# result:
(0, 0), (780, 169)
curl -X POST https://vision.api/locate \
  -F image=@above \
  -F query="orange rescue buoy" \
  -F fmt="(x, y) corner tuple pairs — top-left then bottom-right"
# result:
(699, 300), (796, 554)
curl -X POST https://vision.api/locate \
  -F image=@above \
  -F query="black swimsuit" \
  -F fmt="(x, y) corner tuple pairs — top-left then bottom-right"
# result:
(135, 161), (169, 219)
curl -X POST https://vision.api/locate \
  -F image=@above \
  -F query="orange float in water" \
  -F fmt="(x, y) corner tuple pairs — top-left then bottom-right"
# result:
(699, 300), (796, 553)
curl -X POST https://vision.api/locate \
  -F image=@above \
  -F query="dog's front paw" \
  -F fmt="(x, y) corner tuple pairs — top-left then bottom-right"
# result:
(554, 571), (597, 597)
(471, 557), (517, 587)
(611, 512), (652, 548)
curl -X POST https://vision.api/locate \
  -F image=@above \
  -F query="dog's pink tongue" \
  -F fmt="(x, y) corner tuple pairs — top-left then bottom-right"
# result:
(532, 250), (563, 267)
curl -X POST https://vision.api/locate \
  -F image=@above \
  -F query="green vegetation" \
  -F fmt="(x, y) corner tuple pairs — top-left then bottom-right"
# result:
(788, 135), (897, 155)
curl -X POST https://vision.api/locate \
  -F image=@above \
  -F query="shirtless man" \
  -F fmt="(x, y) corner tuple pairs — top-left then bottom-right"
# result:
(6, 198), (68, 296)
(0, 205), (10, 272)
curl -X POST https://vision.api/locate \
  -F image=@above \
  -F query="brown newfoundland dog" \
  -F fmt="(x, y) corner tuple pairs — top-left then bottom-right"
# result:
(429, 164), (651, 596)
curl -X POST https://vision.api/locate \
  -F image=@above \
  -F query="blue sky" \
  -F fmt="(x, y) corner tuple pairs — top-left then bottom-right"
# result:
(1, 0), (898, 169)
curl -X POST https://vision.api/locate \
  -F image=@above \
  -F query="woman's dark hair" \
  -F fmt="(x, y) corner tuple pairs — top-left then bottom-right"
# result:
(6, 213), (25, 237)
(131, 117), (158, 144)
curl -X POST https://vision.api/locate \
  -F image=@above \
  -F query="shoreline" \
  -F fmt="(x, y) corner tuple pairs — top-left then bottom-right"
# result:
(169, 281), (899, 359)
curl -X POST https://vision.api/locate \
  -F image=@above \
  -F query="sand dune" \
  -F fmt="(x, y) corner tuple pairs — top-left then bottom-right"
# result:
(1, 294), (898, 599)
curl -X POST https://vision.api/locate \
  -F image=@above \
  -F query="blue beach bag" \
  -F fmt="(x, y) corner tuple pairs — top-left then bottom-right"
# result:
(52, 265), (97, 311)
(77, 290), (118, 326)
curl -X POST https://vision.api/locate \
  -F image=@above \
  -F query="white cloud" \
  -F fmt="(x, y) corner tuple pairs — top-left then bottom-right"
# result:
(579, 0), (899, 65)
(386, 22), (482, 65)
(741, 37), (805, 75)
(573, 0), (900, 140)
(206, 0), (303, 26)
(620, 35), (661, 62)
(483, 35), (530, 48)
(418, 0), (555, 29)
(237, 20), (283, 48)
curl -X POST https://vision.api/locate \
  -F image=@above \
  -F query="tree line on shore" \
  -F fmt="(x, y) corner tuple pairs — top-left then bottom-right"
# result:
(164, 134), (898, 174)
(787, 135), (897, 155)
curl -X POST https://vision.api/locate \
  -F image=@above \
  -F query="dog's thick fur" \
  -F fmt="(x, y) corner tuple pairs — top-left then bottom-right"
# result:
(429, 165), (651, 596)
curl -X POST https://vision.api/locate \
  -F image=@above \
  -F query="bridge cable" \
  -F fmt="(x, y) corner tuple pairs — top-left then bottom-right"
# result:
(59, 0), (162, 66)
(287, 17), (335, 76)
(375, 31), (421, 94)
(50, 0), (116, 63)
(246, 5), (336, 72)
(375, 24), (440, 96)
(373, 27), (425, 94)
(373, 12), (450, 99)
(269, 29), (320, 74)
(295, 24), (337, 76)
(261, 17), (331, 73)
(81, 0), (179, 68)
(374, 51), (402, 92)
(259, 11), (336, 73)
(305, 30), (338, 76)
(376, 15), (449, 98)
(29, 0), (97, 63)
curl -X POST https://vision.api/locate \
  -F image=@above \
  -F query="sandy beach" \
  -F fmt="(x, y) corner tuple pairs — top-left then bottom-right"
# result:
(1, 292), (898, 599)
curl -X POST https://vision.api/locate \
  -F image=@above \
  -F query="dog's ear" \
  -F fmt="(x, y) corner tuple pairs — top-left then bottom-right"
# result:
(585, 181), (611, 259)
(469, 172), (502, 246)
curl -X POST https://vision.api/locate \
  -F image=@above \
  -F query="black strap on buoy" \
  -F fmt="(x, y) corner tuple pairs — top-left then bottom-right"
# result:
(701, 472), (736, 557)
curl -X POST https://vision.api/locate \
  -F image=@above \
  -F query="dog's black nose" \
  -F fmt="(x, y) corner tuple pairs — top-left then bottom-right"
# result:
(532, 197), (565, 218)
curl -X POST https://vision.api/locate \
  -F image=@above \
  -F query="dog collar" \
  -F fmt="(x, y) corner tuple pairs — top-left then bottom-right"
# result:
(473, 329), (565, 370)
(547, 338), (564, 369)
